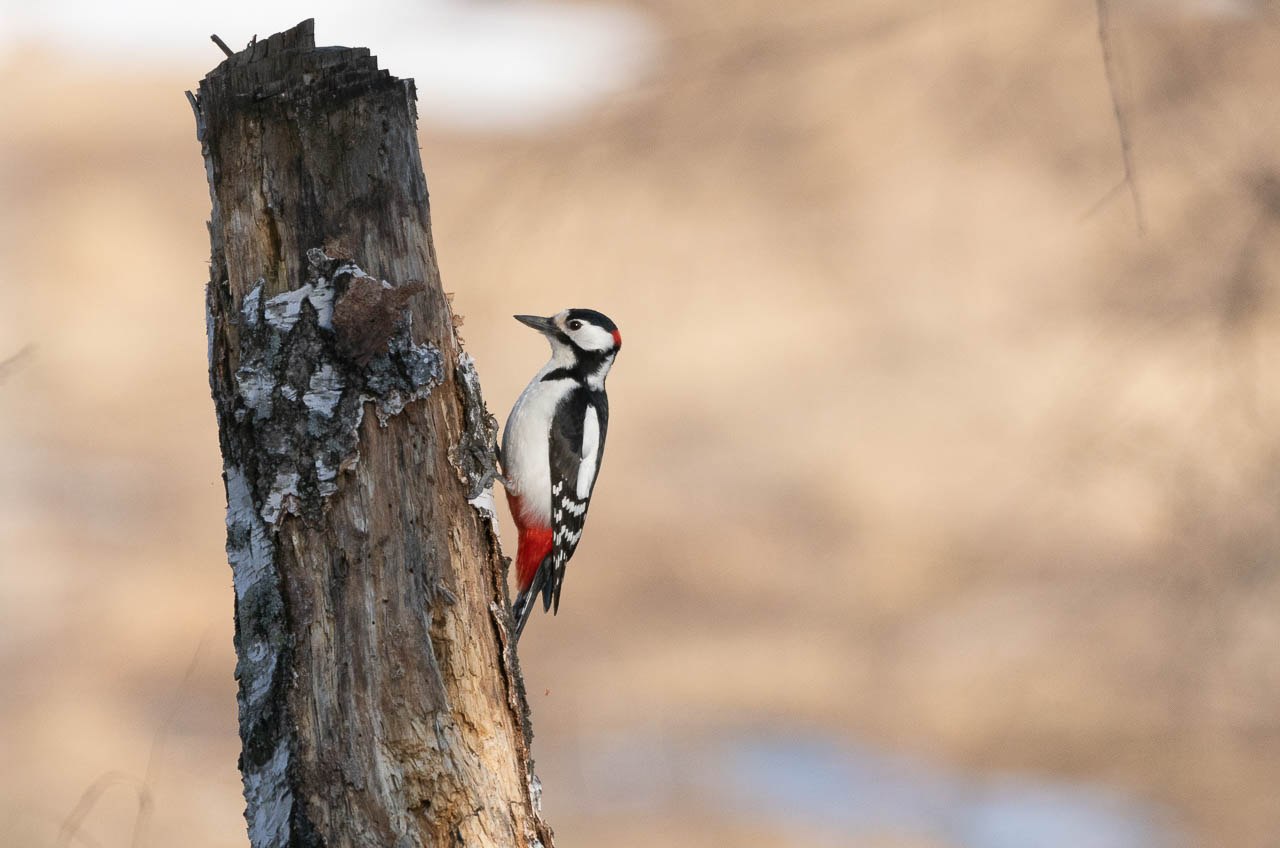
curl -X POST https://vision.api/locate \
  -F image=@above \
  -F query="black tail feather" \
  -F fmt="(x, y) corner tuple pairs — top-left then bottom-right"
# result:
(550, 572), (564, 615)
(541, 572), (555, 613)
(512, 559), (549, 643)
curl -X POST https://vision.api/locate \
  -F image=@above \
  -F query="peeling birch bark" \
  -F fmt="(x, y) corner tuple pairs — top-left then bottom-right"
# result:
(189, 20), (550, 848)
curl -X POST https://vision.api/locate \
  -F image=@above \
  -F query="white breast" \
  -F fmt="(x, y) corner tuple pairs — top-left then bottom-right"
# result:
(502, 370), (573, 525)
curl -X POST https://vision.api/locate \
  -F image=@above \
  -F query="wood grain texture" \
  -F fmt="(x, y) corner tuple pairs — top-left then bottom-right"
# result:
(191, 20), (550, 848)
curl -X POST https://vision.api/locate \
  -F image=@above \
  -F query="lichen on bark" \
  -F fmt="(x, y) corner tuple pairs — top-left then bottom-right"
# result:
(229, 248), (442, 527)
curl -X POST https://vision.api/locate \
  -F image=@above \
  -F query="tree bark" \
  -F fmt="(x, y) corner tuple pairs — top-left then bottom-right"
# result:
(190, 20), (551, 848)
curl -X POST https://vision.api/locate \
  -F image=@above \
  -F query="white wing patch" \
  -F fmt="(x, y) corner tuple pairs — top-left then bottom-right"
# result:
(577, 405), (600, 499)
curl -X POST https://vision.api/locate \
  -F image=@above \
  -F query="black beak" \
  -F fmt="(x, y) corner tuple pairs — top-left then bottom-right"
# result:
(514, 314), (556, 334)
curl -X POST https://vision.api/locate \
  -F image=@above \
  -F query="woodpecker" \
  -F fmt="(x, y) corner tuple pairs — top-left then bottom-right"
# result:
(500, 308), (621, 641)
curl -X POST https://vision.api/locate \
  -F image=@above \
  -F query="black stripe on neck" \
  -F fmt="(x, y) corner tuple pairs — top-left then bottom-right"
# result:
(541, 367), (577, 382)
(540, 349), (612, 384)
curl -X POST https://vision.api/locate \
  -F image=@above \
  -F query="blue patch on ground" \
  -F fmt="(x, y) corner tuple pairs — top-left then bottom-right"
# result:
(569, 728), (1185, 846)
(716, 733), (1183, 848)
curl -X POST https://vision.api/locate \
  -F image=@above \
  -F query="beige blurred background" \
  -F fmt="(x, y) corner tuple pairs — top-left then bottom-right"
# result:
(2, 0), (1279, 846)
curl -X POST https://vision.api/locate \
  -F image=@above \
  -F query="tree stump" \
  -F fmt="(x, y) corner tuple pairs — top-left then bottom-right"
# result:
(190, 19), (551, 848)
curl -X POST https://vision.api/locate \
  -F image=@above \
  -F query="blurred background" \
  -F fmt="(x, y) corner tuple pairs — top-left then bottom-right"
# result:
(2, 0), (1279, 846)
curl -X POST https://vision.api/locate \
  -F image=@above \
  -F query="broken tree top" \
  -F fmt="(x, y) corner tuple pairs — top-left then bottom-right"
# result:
(195, 19), (413, 130)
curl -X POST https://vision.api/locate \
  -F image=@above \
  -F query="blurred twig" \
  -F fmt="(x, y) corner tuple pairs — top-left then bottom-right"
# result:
(54, 772), (151, 848)
(1094, 0), (1145, 234)
(52, 629), (211, 848)
(1078, 176), (1129, 223)
(130, 627), (213, 848)
(0, 344), (33, 383)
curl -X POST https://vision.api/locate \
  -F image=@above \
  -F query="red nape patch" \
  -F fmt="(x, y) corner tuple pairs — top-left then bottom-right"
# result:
(611, 329), (622, 349)
(506, 490), (553, 592)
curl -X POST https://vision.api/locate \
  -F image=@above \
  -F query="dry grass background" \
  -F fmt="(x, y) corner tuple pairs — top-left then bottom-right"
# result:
(2, 0), (1280, 845)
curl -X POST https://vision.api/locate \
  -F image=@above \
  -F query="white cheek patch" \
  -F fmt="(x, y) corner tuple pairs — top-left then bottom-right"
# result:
(577, 406), (601, 499)
(572, 323), (615, 352)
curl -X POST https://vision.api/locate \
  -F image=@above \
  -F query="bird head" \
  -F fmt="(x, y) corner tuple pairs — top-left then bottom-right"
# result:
(515, 309), (621, 356)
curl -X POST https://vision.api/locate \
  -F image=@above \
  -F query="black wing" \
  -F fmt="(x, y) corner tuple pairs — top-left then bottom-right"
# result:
(543, 387), (608, 614)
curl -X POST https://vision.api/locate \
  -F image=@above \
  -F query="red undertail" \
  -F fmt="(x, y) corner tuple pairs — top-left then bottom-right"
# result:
(506, 490), (553, 593)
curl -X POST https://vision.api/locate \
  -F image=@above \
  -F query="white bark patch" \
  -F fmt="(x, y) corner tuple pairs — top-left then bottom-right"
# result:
(307, 278), (334, 328)
(529, 773), (543, 813)
(468, 487), (501, 538)
(264, 280), (333, 332)
(243, 738), (293, 848)
(262, 285), (308, 332)
(225, 466), (274, 600)
(261, 471), (300, 525)
(304, 364), (343, 418)
(235, 367), (276, 422)
(242, 282), (262, 327)
(206, 298), (216, 368)
(243, 641), (277, 705)
(316, 458), (338, 497)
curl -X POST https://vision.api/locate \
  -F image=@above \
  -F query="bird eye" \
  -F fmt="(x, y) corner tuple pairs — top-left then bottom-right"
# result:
(567, 319), (582, 331)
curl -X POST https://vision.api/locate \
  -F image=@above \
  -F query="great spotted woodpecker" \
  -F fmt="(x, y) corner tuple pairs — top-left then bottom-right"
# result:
(500, 309), (621, 640)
